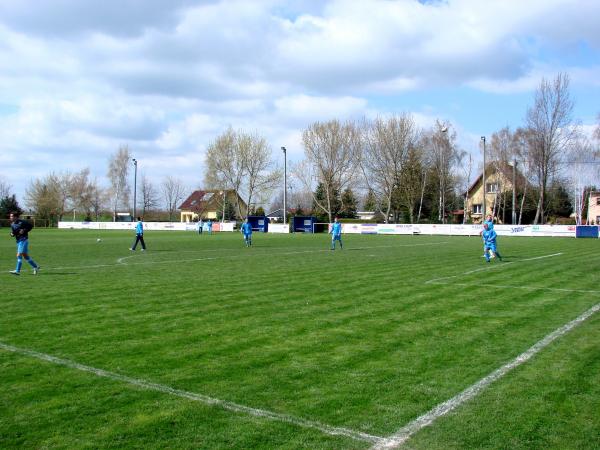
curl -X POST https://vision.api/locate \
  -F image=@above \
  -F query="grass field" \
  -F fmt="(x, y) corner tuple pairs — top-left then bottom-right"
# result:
(1, 229), (599, 449)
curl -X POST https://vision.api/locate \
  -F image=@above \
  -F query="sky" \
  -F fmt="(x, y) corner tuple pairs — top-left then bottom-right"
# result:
(1, 0), (599, 206)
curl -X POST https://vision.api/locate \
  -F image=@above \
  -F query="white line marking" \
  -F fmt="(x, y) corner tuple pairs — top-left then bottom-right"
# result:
(451, 282), (600, 295)
(44, 241), (450, 272)
(372, 302), (600, 449)
(116, 255), (136, 264)
(0, 342), (383, 444)
(426, 253), (563, 284)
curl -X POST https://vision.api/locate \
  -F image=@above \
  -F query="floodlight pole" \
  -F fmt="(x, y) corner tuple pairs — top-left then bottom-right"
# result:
(282, 146), (287, 224)
(132, 158), (138, 219)
(441, 127), (448, 223)
(481, 136), (486, 222)
(512, 157), (517, 225)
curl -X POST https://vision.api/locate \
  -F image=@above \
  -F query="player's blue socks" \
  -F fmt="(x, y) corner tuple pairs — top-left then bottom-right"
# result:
(16, 256), (23, 272)
(25, 256), (38, 268)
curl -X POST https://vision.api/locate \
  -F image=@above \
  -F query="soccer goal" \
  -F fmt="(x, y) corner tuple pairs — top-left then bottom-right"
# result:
(292, 216), (317, 233)
(312, 222), (330, 233)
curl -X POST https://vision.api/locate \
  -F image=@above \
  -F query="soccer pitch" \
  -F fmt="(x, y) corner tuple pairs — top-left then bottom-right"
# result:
(2, 230), (599, 449)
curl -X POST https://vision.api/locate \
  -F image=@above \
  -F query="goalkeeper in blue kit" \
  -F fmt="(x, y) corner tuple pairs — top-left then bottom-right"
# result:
(330, 217), (343, 250)
(482, 222), (502, 262)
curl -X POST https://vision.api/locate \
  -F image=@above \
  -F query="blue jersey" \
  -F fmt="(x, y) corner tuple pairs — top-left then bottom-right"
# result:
(482, 229), (497, 246)
(135, 220), (144, 235)
(241, 222), (252, 235)
(11, 219), (33, 242)
(484, 219), (494, 231)
(330, 222), (342, 237)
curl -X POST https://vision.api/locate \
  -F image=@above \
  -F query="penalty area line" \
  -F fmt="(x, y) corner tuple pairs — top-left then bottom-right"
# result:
(426, 252), (563, 284)
(372, 301), (600, 449)
(0, 342), (383, 445)
(449, 282), (600, 295)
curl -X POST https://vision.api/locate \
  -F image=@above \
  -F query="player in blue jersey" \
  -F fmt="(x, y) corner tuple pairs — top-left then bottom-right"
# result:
(241, 218), (252, 247)
(330, 217), (343, 250)
(207, 219), (213, 234)
(480, 214), (494, 257)
(130, 217), (146, 251)
(482, 222), (502, 262)
(8, 212), (40, 275)
(196, 218), (203, 235)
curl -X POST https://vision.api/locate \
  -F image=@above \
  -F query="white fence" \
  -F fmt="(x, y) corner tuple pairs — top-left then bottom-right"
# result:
(58, 221), (581, 238)
(58, 221), (236, 232)
(340, 223), (578, 238)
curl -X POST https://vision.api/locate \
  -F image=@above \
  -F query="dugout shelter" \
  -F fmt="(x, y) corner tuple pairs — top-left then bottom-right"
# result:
(292, 216), (317, 233)
(576, 225), (599, 238)
(247, 215), (270, 232)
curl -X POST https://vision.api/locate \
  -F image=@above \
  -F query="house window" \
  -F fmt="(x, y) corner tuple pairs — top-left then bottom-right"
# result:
(472, 204), (482, 214)
(486, 183), (499, 194)
(596, 197), (600, 206)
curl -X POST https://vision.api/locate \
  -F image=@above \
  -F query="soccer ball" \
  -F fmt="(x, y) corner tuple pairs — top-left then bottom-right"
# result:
(96, 238), (102, 242)
(489, 251), (495, 259)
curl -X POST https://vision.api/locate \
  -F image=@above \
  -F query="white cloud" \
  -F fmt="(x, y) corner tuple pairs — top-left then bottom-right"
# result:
(274, 94), (367, 122)
(0, 0), (599, 204)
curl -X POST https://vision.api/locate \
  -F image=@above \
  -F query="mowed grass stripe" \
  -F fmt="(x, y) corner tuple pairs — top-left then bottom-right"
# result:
(0, 341), (383, 444)
(374, 301), (600, 449)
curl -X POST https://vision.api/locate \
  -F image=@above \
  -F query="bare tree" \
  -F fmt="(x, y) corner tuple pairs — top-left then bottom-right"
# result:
(526, 73), (577, 224)
(161, 176), (187, 221)
(107, 145), (132, 221)
(295, 119), (361, 222)
(25, 174), (62, 223)
(511, 127), (535, 224)
(204, 128), (280, 219)
(269, 183), (313, 214)
(140, 174), (159, 215)
(424, 121), (459, 223)
(489, 127), (515, 221)
(455, 150), (474, 223)
(397, 143), (428, 223)
(238, 132), (281, 215)
(360, 114), (419, 223)
(69, 168), (100, 220)
(88, 179), (106, 221)
(567, 136), (598, 224)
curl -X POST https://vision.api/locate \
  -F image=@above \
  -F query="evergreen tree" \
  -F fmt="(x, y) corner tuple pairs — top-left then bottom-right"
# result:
(255, 206), (266, 216)
(363, 189), (378, 211)
(312, 182), (338, 221)
(340, 188), (358, 218)
(547, 182), (573, 220)
(225, 201), (236, 220)
(0, 194), (23, 222)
